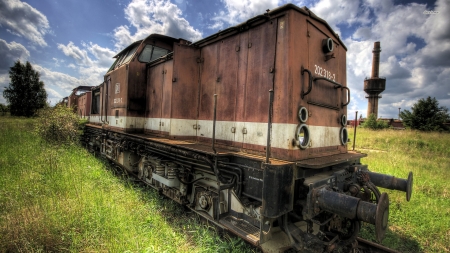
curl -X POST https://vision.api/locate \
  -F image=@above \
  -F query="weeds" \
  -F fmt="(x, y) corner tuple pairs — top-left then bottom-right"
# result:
(35, 105), (84, 145)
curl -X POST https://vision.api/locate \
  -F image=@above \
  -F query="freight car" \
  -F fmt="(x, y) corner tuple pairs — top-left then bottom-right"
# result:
(68, 4), (413, 252)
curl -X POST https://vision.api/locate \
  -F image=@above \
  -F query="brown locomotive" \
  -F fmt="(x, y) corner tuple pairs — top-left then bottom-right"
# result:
(68, 4), (413, 252)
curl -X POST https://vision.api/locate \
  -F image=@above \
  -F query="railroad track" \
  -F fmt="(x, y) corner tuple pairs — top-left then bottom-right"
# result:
(356, 237), (401, 253)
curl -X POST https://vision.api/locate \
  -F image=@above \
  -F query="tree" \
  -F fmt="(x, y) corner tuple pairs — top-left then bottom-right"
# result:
(361, 113), (389, 130)
(400, 96), (449, 131)
(0, 103), (9, 116)
(3, 60), (47, 117)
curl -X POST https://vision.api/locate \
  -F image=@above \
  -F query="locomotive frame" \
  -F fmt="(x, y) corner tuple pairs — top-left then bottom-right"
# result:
(68, 4), (413, 253)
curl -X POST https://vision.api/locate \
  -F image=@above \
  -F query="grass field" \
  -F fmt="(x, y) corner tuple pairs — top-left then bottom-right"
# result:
(0, 117), (449, 252)
(350, 128), (450, 253)
(0, 117), (252, 253)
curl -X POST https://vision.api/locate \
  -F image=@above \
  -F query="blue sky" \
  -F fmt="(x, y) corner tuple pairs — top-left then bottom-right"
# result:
(0, 0), (448, 119)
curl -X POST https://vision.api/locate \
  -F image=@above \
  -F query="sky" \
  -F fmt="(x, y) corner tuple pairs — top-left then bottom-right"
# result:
(0, 0), (448, 119)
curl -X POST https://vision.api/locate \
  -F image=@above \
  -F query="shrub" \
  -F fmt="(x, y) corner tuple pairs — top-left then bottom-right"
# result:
(361, 113), (389, 130)
(35, 105), (83, 145)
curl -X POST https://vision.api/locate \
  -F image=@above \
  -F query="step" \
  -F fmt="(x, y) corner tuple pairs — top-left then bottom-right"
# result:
(220, 215), (260, 245)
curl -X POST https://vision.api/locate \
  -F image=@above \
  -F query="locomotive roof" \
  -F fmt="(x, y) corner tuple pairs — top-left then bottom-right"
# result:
(112, 4), (346, 59)
(193, 3), (347, 50)
(71, 85), (93, 91)
(113, 34), (182, 58)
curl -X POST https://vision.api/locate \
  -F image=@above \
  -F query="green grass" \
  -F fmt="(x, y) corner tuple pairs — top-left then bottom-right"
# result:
(0, 117), (253, 253)
(350, 128), (450, 253)
(2, 117), (449, 253)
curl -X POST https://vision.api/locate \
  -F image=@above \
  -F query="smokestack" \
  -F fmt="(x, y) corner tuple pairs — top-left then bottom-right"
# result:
(364, 41), (386, 118)
(371, 42), (381, 78)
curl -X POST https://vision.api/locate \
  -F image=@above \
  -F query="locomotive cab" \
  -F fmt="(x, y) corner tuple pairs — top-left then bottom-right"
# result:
(102, 34), (182, 133)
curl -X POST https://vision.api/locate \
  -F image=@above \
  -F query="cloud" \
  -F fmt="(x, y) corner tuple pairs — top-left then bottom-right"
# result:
(0, 39), (30, 73)
(210, 0), (280, 30)
(311, 0), (450, 118)
(0, 0), (50, 47)
(57, 41), (115, 86)
(57, 42), (94, 66)
(113, 0), (203, 49)
(310, 0), (370, 34)
(32, 64), (89, 104)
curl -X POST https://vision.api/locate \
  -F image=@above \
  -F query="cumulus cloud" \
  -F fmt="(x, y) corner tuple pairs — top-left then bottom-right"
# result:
(57, 41), (115, 87)
(113, 0), (203, 49)
(32, 64), (89, 104)
(57, 42), (94, 66)
(210, 0), (280, 30)
(0, 39), (30, 73)
(310, 0), (370, 35)
(312, 0), (450, 118)
(0, 0), (50, 47)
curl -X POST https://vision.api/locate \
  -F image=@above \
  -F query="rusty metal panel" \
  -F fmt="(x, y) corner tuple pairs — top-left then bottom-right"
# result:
(127, 56), (147, 115)
(160, 60), (173, 134)
(235, 32), (248, 123)
(272, 15), (291, 125)
(171, 44), (200, 120)
(107, 65), (128, 115)
(198, 43), (218, 121)
(244, 21), (277, 123)
(243, 21), (277, 151)
(233, 32), (249, 148)
(161, 60), (173, 120)
(216, 36), (239, 122)
(147, 63), (164, 121)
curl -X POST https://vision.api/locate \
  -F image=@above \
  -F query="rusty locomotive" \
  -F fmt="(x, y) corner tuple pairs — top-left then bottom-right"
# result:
(67, 4), (413, 252)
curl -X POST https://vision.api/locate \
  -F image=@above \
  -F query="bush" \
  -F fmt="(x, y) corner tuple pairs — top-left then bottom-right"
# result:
(361, 113), (389, 130)
(35, 105), (83, 145)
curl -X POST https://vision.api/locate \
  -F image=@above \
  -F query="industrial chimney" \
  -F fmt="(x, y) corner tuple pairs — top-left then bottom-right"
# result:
(364, 41), (386, 118)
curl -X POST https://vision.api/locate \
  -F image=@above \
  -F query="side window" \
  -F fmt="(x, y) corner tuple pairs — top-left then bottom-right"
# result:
(121, 44), (139, 64)
(139, 45), (153, 62)
(150, 47), (168, 61)
(138, 45), (169, 63)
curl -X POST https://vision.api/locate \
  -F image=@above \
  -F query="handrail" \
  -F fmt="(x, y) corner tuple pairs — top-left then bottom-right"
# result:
(301, 67), (313, 99)
(301, 67), (350, 108)
(341, 86), (350, 107)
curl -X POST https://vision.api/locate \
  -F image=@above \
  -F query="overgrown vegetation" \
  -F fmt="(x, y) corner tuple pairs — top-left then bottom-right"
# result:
(361, 113), (389, 130)
(3, 60), (47, 117)
(351, 128), (450, 253)
(400, 96), (449, 131)
(35, 105), (86, 145)
(0, 117), (252, 252)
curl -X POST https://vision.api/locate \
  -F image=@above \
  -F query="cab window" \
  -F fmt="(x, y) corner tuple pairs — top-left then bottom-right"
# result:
(138, 45), (169, 63)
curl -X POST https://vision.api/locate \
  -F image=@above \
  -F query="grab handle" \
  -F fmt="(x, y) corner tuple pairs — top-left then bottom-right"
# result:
(301, 67), (349, 108)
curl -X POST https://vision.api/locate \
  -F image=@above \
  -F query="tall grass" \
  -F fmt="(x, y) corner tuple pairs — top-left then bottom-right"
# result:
(351, 128), (450, 253)
(2, 117), (448, 252)
(0, 117), (252, 253)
